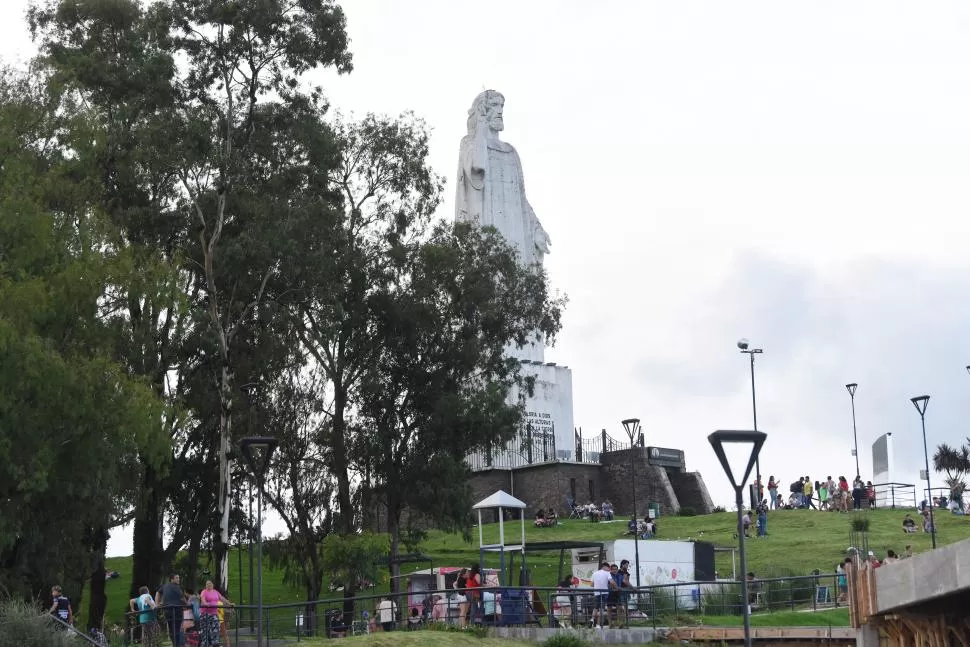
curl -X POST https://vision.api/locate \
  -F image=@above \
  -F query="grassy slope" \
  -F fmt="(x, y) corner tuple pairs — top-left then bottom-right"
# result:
(97, 508), (968, 628)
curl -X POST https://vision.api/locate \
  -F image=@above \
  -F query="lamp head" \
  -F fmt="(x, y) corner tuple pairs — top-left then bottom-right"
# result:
(737, 339), (749, 351)
(708, 429), (767, 491)
(966, 365), (970, 375)
(621, 418), (641, 443)
(910, 395), (930, 417)
(239, 436), (278, 479)
(846, 383), (858, 397)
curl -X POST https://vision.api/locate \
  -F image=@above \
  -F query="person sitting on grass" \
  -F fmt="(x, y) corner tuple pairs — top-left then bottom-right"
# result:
(626, 517), (638, 535)
(902, 513), (917, 533)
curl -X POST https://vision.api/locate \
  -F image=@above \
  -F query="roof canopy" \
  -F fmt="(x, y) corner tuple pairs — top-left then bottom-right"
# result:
(472, 490), (526, 510)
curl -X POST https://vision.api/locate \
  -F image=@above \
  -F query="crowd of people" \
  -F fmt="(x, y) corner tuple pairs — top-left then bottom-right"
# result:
(127, 574), (235, 647)
(764, 475), (878, 512)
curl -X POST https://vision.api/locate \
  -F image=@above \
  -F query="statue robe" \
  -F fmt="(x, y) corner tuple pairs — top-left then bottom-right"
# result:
(456, 136), (546, 267)
(456, 134), (547, 362)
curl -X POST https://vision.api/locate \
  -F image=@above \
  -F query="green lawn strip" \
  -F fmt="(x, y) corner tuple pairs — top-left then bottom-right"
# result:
(696, 608), (850, 627)
(284, 632), (533, 647)
(96, 508), (969, 630)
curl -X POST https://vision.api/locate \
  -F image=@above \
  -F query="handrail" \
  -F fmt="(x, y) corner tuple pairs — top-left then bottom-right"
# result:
(50, 615), (104, 646)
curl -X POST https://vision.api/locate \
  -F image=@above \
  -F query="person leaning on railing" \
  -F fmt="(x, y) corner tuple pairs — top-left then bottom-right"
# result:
(129, 586), (159, 647)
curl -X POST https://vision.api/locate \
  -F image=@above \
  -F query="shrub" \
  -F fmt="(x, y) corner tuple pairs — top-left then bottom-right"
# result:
(700, 582), (742, 616)
(0, 599), (77, 647)
(544, 633), (593, 647)
(850, 515), (870, 532)
(711, 506), (726, 513)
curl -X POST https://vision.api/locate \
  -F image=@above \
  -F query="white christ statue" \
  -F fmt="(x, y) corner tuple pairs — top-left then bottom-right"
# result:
(455, 90), (551, 267)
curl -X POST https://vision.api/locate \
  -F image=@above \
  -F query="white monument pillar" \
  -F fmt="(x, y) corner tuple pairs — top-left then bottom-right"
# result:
(456, 90), (575, 463)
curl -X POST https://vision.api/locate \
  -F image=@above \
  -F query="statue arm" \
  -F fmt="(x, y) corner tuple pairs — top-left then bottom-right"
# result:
(461, 128), (487, 191)
(516, 149), (551, 254)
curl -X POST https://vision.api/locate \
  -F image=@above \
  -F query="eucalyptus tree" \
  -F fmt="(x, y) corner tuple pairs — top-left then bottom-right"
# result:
(29, 0), (353, 591)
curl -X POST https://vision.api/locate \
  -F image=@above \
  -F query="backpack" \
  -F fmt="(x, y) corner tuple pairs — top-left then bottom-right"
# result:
(789, 481), (800, 494)
(455, 575), (466, 593)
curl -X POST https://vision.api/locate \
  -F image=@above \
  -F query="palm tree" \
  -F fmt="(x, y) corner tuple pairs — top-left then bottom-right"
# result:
(933, 441), (970, 500)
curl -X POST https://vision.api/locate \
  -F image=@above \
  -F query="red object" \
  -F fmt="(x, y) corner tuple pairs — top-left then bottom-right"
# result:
(671, 568), (678, 579)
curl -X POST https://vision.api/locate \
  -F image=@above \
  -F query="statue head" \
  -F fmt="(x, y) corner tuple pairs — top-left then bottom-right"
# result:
(466, 90), (505, 136)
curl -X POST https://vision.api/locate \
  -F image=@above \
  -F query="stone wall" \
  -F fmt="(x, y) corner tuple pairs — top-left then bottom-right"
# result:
(469, 463), (603, 517)
(668, 471), (715, 514)
(600, 448), (681, 517)
(467, 451), (715, 521)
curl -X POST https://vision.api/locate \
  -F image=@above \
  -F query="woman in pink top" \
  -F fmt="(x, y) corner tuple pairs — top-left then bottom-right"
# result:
(199, 580), (231, 646)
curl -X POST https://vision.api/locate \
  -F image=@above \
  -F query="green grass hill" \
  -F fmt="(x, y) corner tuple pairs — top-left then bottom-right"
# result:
(95, 507), (968, 629)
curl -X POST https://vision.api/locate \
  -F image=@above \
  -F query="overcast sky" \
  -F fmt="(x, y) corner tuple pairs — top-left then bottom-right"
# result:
(5, 1), (970, 556)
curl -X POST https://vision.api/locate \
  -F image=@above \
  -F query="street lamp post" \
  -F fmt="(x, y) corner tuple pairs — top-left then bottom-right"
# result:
(621, 418), (642, 589)
(737, 340), (763, 508)
(846, 384), (860, 478)
(910, 396), (936, 549)
(240, 436), (279, 647)
(708, 429), (767, 647)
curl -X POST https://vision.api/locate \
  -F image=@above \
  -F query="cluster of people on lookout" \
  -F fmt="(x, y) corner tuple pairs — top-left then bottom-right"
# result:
(763, 475), (876, 512)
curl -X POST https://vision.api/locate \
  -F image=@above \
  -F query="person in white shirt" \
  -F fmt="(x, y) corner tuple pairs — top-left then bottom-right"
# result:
(376, 596), (397, 632)
(590, 562), (615, 628)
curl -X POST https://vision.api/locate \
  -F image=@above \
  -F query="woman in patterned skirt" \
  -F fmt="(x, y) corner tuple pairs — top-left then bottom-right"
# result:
(199, 580), (232, 646)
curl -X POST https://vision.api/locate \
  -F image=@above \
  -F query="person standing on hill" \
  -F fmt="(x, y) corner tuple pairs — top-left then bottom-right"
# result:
(767, 477), (778, 510)
(803, 477), (816, 509)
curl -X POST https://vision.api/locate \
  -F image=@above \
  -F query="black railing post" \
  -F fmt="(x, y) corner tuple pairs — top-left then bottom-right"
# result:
(527, 424), (534, 464)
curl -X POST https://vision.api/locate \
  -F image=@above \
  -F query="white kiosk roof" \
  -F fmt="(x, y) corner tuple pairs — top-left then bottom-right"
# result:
(472, 490), (526, 510)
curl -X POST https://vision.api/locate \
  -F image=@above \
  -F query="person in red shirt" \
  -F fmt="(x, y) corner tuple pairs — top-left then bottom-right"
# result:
(463, 565), (482, 626)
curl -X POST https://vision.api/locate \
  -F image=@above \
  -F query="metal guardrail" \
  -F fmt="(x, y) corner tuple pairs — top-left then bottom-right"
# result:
(872, 482), (916, 510)
(50, 615), (106, 646)
(121, 574), (846, 643)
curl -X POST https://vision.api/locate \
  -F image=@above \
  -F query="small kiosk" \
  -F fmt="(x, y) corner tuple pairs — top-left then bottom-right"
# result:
(473, 490), (527, 586)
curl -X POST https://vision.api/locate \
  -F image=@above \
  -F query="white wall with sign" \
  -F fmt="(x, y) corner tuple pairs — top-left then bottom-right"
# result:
(519, 362), (575, 461)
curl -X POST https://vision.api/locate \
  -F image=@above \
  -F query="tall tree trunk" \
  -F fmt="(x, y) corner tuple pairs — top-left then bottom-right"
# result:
(305, 558), (322, 636)
(332, 385), (353, 535)
(131, 467), (164, 597)
(387, 509), (402, 595)
(186, 528), (203, 593)
(215, 360), (232, 593)
(87, 528), (108, 633)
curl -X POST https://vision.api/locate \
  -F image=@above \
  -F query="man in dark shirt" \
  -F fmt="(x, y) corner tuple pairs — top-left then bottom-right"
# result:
(156, 573), (184, 647)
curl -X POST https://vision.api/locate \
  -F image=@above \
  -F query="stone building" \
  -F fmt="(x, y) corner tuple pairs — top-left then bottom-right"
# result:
(468, 431), (714, 519)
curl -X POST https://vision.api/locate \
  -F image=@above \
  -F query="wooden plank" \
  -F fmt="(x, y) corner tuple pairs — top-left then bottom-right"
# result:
(668, 626), (857, 640)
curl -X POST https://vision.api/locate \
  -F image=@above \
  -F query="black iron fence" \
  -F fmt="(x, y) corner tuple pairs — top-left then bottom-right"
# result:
(121, 574), (846, 644)
(574, 429), (631, 464)
(466, 428), (558, 471)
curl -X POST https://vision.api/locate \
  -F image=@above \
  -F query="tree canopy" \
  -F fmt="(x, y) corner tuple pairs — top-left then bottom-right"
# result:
(4, 0), (563, 627)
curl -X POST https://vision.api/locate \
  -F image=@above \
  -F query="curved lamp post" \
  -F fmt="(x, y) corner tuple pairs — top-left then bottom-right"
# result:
(737, 340), (763, 507)
(709, 429), (767, 647)
(846, 383), (860, 478)
(621, 417), (642, 588)
(240, 436), (278, 647)
(910, 396), (936, 549)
